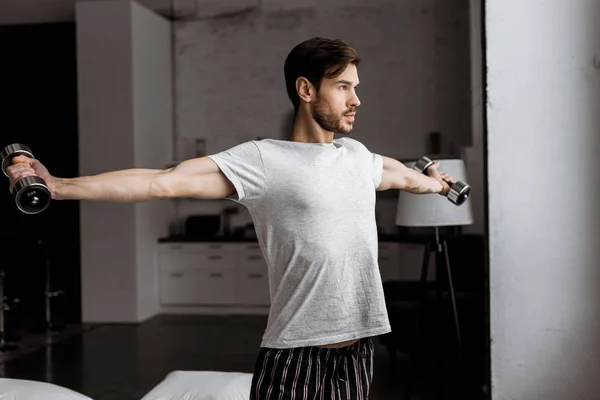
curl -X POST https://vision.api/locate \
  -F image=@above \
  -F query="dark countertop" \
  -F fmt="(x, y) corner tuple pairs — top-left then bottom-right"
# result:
(158, 234), (423, 243)
(158, 235), (258, 243)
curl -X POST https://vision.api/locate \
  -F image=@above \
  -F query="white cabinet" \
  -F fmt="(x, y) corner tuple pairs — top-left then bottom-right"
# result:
(160, 269), (206, 304)
(235, 268), (270, 306)
(158, 241), (428, 308)
(158, 242), (270, 307)
(378, 242), (401, 282)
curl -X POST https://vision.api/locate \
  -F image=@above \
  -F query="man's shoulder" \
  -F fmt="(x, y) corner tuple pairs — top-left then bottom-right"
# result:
(335, 136), (371, 153)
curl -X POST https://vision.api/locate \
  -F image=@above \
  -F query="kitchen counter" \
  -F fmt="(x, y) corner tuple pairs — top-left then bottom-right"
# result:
(158, 234), (424, 243)
(158, 235), (258, 243)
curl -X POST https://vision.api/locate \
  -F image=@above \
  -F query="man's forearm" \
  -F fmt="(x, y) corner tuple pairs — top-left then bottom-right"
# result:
(403, 169), (444, 194)
(52, 168), (170, 202)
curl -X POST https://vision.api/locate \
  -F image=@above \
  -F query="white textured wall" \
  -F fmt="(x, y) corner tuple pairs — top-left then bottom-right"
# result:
(0, 0), (173, 25)
(172, 0), (473, 235)
(76, 0), (174, 323)
(487, 1), (600, 398)
(174, 0), (471, 160)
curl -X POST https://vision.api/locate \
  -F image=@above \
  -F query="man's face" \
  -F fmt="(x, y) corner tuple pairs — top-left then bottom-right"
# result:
(311, 64), (361, 135)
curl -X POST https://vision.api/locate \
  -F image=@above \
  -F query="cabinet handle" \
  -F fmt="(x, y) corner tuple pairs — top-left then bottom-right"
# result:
(247, 255), (262, 260)
(248, 273), (263, 279)
(170, 272), (184, 278)
(208, 244), (222, 249)
(209, 255), (223, 260)
(209, 273), (223, 278)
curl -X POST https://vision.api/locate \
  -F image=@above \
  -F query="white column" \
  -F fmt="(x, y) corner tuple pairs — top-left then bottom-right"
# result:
(461, 0), (485, 235)
(76, 0), (174, 323)
(487, 1), (600, 398)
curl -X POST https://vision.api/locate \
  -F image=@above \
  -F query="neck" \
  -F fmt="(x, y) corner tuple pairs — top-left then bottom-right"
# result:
(290, 108), (335, 144)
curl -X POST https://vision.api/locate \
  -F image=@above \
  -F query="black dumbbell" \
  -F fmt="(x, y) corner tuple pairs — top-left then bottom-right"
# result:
(1, 144), (51, 214)
(413, 156), (471, 206)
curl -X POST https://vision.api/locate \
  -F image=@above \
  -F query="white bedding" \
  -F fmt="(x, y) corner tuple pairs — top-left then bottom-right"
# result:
(140, 371), (253, 400)
(0, 378), (92, 400)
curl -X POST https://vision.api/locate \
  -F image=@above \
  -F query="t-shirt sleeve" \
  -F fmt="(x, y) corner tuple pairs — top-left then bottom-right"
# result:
(371, 152), (383, 189)
(207, 141), (266, 205)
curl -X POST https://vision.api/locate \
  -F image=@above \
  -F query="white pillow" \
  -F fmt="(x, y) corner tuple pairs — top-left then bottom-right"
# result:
(0, 378), (92, 399)
(141, 371), (252, 400)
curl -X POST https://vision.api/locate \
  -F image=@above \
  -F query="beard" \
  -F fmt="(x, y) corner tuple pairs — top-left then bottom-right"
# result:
(311, 98), (355, 135)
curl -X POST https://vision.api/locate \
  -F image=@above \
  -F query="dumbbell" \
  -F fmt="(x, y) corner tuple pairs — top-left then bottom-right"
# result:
(1, 144), (51, 214)
(413, 156), (470, 206)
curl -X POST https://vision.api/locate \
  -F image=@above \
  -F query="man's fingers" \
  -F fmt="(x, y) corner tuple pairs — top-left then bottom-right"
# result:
(12, 155), (30, 164)
(7, 163), (35, 174)
(6, 164), (36, 183)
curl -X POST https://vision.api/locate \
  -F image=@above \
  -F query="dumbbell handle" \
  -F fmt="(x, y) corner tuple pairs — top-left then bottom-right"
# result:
(412, 156), (471, 206)
(1, 144), (34, 177)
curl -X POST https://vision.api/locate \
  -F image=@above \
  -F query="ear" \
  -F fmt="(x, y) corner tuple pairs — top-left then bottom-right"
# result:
(296, 77), (316, 104)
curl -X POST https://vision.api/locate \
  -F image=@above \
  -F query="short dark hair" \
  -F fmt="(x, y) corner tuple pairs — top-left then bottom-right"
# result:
(284, 37), (360, 113)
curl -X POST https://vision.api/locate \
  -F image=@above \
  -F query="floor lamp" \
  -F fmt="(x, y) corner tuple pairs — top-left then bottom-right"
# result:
(395, 158), (473, 357)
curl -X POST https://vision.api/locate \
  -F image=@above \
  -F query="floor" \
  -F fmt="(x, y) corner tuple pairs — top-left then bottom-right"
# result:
(0, 315), (485, 399)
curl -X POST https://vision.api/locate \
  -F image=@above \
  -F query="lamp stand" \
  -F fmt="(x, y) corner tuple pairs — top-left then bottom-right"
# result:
(408, 227), (463, 398)
(418, 226), (463, 356)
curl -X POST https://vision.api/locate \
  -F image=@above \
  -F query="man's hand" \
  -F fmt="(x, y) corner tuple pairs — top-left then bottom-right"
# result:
(6, 156), (55, 196)
(424, 161), (456, 196)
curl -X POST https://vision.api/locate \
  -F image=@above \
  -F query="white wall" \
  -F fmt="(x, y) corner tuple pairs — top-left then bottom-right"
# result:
(172, 0), (473, 235)
(487, 1), (600, 398)
(174, 0), (471, 159)
(0, 0), (173, 25)
(76, 0), (174, 323)
(461, 0), (485, 235)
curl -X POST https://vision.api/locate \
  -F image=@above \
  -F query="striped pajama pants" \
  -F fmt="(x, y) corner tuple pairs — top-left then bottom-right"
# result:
(249, 337), (374, 400)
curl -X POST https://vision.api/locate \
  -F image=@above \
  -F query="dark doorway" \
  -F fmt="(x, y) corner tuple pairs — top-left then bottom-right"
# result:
(0, 22), (81, 326)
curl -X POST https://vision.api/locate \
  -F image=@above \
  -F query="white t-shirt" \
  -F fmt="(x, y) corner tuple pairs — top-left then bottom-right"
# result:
(208, 137), (391, 348)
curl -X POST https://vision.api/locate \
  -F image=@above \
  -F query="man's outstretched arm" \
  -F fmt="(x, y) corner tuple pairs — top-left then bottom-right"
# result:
(6, 155), (235, 202)
(377, 156), (452, 194)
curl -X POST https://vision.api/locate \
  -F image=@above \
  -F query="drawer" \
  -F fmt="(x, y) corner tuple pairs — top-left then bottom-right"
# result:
(159, 242), (229, 253)
(239, 251), (267, 266)
(159, 252), (237, 271)
(234, 268), (270, 306)
(160, 269), (236, 305)
(196, 269), (236, 305)
(160, 269), (205, 305)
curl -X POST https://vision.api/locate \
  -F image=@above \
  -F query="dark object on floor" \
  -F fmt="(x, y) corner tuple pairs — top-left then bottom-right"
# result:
(380, 234), (488, 399)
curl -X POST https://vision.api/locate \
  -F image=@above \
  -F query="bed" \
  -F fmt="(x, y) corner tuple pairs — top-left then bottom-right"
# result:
(0, 378), (93, 399)
(0, 370), (253, 399)
(140, 371), (253, 400)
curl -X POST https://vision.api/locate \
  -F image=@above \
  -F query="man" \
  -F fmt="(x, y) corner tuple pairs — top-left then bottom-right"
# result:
(7, 37), (455, 399)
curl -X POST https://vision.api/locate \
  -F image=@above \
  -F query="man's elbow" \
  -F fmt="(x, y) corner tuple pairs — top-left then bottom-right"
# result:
(150, 171), (179, 199)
